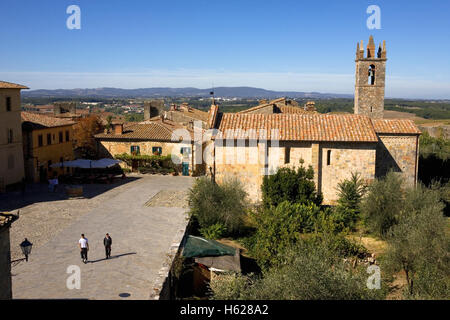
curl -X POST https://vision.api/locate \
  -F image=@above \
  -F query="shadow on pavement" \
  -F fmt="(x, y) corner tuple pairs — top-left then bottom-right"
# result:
(88, 252), (137, 263)
(0, 177), (141, 212)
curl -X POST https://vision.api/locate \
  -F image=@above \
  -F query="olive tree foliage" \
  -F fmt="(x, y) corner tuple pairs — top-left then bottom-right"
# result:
(261, 162), (322, 208)
(187, 177), (248, 236)
(246, 201), (323, 269)
(360, 172), (405, 238)
(383, 185), (450, 299)
(210, 239), (385, 300)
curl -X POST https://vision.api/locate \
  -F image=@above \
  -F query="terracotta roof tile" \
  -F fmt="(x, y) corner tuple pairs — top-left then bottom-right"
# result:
(94, 118), (193, 141)
(372, 119), (421, 135)
(0, 81), (29, 89)
(215, 113), (379, 142)
(21, 112), (75, 129)
(239, 97), (314, 115)
(170, 107), (209, 122)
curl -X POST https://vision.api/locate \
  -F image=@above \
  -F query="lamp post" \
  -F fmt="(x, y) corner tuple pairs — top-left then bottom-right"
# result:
(19, 238), (33, 262)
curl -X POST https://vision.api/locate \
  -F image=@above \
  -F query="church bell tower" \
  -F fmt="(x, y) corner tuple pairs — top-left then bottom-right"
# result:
(354, 35), (387, 119)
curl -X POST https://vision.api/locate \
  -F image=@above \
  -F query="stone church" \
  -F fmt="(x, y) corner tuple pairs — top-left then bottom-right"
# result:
(206, 36), (421, 204)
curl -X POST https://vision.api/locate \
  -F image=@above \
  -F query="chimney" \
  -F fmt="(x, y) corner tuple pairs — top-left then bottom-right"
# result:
(304, 101), (316, 111)
(113, 123), (123, 135)
(144, 102), (151, 120)
(259, 99), (268, 105)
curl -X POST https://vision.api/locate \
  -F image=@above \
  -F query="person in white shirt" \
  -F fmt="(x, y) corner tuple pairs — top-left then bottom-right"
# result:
(78, 234), (89, 263)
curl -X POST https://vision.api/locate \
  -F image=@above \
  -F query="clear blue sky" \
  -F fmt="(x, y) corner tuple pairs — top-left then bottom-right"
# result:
(1, 0), (449, 98)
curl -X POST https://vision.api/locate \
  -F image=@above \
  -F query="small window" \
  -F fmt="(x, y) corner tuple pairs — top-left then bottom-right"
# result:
(180, 147), (191, 155)
(284, 147), (291, 164)
(6, 97), (11, 111)
(7, 129), (13, 143)
(7, 154), (14, 169)
(47, 133), (52, 145)
(130, 145), (140, 155)
(38, 134), (43, 147)
(327, 150), (331, 166)
(59, 131), (63, 143)
(152, 146), (162, 155)
(368, 65), (375, 85)
(65, 130), (70, 142)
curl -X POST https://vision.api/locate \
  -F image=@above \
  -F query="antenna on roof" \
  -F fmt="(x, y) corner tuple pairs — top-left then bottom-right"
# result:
(210, 82), (215, 105)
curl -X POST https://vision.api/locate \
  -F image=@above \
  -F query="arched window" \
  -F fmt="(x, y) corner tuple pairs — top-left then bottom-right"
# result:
(368, 65), (376, 85)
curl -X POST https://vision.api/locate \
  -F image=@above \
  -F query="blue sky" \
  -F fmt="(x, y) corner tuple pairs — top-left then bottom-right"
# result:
(1, 0), (449, 98)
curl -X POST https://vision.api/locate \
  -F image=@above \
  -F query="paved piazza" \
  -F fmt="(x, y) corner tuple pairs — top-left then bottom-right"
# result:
(7, 175), (193, 299)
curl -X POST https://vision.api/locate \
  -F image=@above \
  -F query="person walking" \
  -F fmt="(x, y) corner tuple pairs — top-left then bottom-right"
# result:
(78, 234), (89, 263)
(103, 233), (112, 259)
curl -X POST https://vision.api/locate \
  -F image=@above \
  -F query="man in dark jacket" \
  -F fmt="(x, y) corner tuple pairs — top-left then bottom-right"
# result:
(103, 233), (112, 259)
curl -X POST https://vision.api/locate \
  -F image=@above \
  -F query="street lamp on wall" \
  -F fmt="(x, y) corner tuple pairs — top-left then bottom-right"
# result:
(19, 238), (33, 262)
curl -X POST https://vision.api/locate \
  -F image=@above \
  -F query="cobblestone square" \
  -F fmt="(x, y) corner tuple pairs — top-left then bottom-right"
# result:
(3, 175), (193, 299)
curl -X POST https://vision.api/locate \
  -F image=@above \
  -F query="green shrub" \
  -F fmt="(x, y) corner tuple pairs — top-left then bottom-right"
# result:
(211, 239), (385, 300)
(199, 223), (227, 240)
(115, 153), (174, 169)
(188, 177), (248, 236)
(247, 201), (322, 268)
(360, 172), (404, 238)
(261, 161), (322, 208)
(335, 173), (367, 230)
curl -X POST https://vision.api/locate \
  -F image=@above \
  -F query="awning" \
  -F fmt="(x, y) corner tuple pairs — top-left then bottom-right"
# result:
(182, 235), (237, 258)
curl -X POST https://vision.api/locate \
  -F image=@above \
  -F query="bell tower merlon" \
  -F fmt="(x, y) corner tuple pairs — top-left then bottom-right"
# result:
(354, 36), (387, 119)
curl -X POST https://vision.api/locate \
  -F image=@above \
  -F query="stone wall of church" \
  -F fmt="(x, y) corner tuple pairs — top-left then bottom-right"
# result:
(320, 142), (377, 204)
(375, 134), (419, 187)
(214, 140), (377, 204)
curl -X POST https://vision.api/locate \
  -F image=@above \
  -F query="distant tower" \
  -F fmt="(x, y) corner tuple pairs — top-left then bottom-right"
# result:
(354, 35), (387, 119)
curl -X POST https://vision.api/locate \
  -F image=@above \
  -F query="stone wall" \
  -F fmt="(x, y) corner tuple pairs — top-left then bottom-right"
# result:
(375, 134), (419, 187)
(214, 140), (377, 204)
(214, 141), (264, 200)
(97, 139), (197, 173)
(354, 59), (386, 119)
(320, 142), (376, 204)
(0, 227), (12, 299)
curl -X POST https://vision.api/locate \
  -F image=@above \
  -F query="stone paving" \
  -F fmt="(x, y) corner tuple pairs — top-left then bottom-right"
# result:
(11, 175), (193, 300)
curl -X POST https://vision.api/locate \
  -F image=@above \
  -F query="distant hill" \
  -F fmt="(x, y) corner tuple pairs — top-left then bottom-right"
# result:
(22, 86), (353, 99)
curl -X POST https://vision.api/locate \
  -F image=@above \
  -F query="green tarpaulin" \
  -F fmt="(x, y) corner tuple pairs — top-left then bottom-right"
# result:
(182, 235), (236, 258)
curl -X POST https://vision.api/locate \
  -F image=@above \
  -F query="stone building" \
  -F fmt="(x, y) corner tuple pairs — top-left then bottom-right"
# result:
(21, 112), (75, 182)
(205, 36), (421, 204)
(0, 212), (19, 300)
(238, 97), (316, 115)
(0, 81), (28, 191)
(95, 117), (201, 175)
(354, 35), (386, 119)
(144, 100), (165, 120)
(164, 103), (209, 128)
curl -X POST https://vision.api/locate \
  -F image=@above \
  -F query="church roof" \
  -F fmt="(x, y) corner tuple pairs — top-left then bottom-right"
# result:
(372, 119), (421, 135)
(214, 113), (379, 142)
